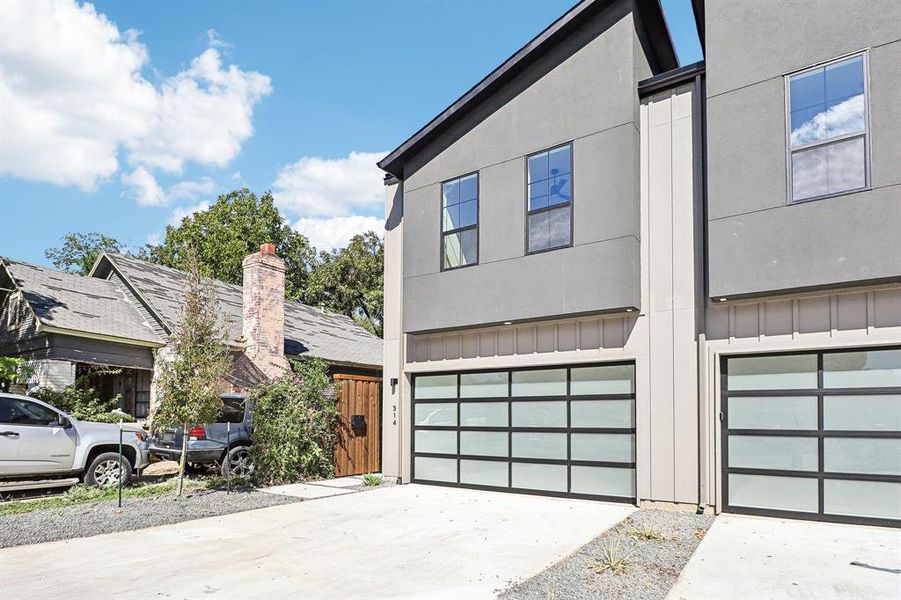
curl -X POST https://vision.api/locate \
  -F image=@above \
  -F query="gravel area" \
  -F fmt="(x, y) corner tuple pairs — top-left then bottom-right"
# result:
(0, 487), (297, 548)
(499, 508), (715, 600)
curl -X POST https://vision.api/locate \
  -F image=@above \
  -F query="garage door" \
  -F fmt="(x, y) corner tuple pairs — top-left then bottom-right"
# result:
(722, 347), (901, 527)
(412, 363), (636, 502)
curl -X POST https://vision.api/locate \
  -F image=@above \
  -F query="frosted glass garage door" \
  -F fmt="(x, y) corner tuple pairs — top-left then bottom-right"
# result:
(412, 363), (635, 501)
(723, 349), (901, 526)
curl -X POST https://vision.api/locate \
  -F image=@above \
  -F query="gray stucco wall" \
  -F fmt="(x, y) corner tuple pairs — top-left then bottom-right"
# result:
(401, 0), (651, 333)
(705, 0), (901, 298)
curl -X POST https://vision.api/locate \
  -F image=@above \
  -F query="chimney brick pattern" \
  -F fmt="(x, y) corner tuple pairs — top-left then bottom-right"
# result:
(242, 244), (290, 380)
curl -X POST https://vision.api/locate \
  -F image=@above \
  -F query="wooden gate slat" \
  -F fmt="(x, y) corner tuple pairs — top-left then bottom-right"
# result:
(332, 375), (382, 477)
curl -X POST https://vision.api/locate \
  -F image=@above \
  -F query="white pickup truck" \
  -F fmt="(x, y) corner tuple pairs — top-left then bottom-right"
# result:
(0, 392), (150, 488)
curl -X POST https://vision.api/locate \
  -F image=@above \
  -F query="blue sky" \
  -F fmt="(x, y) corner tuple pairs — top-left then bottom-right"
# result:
(0, 0), (701, 265)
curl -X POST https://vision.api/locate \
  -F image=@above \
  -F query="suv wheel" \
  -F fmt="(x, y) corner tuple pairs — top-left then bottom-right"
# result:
(221, 446), (254, 477)
(85, 452), (132, 487)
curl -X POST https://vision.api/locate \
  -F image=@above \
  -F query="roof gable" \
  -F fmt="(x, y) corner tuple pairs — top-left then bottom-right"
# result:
(93, 253), (382, 369)
(1, 258), (164, 346)
(378, 0), (676, 179)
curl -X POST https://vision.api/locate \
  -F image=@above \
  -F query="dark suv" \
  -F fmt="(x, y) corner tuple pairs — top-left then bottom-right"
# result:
(148, 394), (253, 476)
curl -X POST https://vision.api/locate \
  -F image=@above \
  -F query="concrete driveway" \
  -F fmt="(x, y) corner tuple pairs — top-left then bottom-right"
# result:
(0, 484), (633, 599)
(667, 514), (901, 599)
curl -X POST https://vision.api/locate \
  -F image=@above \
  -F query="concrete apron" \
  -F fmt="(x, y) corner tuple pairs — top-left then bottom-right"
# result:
(0, 484), (634, 599)
(667, 513), (901, 600)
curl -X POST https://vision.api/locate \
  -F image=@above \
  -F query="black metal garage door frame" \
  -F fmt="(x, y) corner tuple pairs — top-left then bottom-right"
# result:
(411, 362), (637, 504)
(721, 347), (901, 528)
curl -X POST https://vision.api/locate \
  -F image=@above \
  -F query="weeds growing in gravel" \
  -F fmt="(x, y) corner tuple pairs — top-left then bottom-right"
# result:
(0, 479), (208, 517)
(590, 540), (633, 575)
(630, 521), (668, 541)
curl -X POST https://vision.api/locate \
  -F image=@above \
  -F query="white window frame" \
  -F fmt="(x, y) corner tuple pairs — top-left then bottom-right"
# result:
(784, 50), (872, 204)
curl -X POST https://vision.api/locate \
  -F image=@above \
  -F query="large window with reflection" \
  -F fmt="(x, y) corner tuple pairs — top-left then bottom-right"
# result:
(786, 53), (869, 203)
(441, 173), (478, 270)
(527, 143), (572, 253)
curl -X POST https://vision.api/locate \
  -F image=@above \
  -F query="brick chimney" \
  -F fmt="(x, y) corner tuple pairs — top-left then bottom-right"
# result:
(242, 243), (290, 379)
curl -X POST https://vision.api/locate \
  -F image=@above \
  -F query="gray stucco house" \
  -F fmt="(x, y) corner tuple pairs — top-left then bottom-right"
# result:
(0, 248), (382, 419)
(378, 0), (901, 528)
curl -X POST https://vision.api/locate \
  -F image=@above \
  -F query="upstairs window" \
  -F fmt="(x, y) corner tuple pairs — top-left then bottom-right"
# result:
(441, 173), (478, 270)
(787, 53), (869, 202)
(527, 143), (572, 253)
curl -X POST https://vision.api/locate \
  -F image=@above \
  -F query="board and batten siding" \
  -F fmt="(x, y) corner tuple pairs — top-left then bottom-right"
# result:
(383, 84), (702, 506)
(701, 284), (901, 510)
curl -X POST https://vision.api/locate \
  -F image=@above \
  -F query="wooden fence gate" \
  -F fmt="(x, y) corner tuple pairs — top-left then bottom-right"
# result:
(333, 374), (381, 477)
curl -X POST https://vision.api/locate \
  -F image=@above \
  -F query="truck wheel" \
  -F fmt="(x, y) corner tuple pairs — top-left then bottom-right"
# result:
(85, 452), (132, 487)
(221, 446), (254, 477)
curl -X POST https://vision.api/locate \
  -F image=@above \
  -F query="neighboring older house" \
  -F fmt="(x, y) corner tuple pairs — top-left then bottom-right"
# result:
(0, 245), (384, 475)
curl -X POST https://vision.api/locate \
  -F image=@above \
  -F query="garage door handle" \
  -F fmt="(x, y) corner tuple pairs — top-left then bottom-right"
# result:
(0, 431), (19, 438)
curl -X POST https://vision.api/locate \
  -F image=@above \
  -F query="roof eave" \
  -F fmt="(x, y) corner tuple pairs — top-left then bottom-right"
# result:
(377, 0), (677, 180)
(691, 0), (705, 52)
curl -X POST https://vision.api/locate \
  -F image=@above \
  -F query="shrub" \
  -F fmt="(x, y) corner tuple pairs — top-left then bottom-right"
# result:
(32, 368), (134, 423)
(0, 357), (33, 392)
(249, 358), (339, 485)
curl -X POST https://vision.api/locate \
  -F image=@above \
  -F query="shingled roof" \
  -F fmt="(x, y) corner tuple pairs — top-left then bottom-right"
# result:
(1, 258), (164, 346)
(95, 253), (382, 369)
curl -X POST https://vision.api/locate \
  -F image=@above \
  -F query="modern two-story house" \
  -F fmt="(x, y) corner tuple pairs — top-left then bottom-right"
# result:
(378, 0), (900, 527)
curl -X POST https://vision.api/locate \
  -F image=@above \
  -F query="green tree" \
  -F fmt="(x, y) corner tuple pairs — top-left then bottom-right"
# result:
(0, 357), (33, 392)
(45, 232), (123, 275)
(307, 231), (384, 337)
(144, 189), (316, 302)
(249, 358), (339, 485)
(153, 252), (233, 497)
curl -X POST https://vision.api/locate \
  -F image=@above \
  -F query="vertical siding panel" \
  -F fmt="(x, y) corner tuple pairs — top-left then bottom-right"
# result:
(672, 89), (699, 503)
(648, 92), (676, 502)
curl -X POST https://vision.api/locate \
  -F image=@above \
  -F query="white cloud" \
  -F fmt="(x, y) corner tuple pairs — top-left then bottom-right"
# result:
(126, 48), (271, 173)
(168, 200), (211, 226)
(122, 167), (165, 206)
(206, 29), (233, 50)
(0, 1), (270, 195)
(790, 94), (865, 147)
(294, 215), (383, 252)
(122, 170), (215, 206)
(167, 176), (215, 202)
(272, 151), (387, 217)
(145, 233), (161, 246)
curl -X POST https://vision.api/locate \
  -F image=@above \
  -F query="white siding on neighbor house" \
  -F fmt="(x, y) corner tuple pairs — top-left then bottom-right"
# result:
(383, 84), (703, 506)
(701, 284), (901, 510)
(27, 359), (75, 392)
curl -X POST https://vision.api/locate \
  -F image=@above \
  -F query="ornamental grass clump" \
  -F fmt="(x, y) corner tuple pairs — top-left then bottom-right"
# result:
(362, 473), (383, 486)
(589, 540), (633, 575)
(249, 358), (339, 485)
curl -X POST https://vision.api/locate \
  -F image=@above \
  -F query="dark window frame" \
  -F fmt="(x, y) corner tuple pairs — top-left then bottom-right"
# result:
(721, 345), (901, 529)
(439, 172), (480, 272)
(784, 50), (872, 205)
(525, 142), (575, 255)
